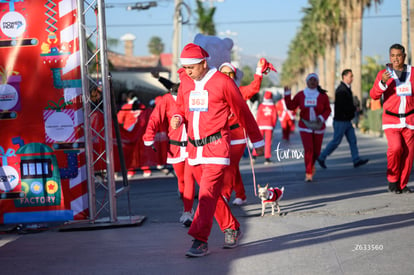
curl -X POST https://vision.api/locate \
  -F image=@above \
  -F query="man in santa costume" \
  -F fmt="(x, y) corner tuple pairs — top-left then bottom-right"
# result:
(370, 43), (414, 194)
(284, 73), (331, 182)
(171, 43), (264, 257)
(276, 97), (296, 142)
(143, 83), (196, 227)
(255, 90), (278, 164)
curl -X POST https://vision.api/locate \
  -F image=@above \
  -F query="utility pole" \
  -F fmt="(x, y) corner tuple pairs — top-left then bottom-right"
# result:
(171, 0), (182, 82)
(402, 0), (409, 57)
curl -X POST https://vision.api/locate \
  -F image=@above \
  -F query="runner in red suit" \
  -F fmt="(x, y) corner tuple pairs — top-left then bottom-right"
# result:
(218, 60), (265, 206)
(284, 73), (331, 182)
(370, 43), (414, 194)
(255, 90), (278, 164)
(143, 85), (196, 226)
(276, 98), (296, 142)
(171, 43), (264, 257)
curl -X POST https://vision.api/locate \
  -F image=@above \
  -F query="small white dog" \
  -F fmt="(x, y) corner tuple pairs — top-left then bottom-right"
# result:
(257, 184), (285, 217)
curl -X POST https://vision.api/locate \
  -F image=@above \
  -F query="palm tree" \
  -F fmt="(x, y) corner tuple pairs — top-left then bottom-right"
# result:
(195, 0), (216, 35)
(306, 0), (340, 99)
(282, 0), (383, 100)
(349, 0), (383, 100)
(148, 36), (164, 56)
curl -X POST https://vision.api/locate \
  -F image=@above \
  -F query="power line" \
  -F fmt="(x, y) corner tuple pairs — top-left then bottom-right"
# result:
(103, 14), (400, 28)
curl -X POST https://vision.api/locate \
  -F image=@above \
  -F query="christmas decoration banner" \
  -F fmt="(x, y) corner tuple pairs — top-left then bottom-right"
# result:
(0, 0), (88, 224)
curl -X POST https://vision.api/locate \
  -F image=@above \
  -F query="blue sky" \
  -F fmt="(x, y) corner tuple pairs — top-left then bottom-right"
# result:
(102, 0), (401, 63)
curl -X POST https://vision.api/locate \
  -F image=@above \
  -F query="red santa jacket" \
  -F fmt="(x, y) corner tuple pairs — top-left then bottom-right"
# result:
(175, 68), (264, 166)
(263, 187), (283, 203)
(284, 88), (331, 134)
(276, 98), (296, 123)
(370, 66), (414, 130)
(117, 102), (143, 131)
(240, 74), (263, 100)
(143, 93), (188, 164)
(256, 99), (277, 130)
(229, 73), (263, 145)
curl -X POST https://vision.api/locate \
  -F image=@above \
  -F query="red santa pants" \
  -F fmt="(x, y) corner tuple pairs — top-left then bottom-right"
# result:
(384, 128), (414, 189)
(222, 143), (247, 201)
(259, 129), (274, 159)
(188, 164), (240, 243)
(300, 131), (324, 174)
(281, 119), (295, 141)
(173, 161), (195, 212)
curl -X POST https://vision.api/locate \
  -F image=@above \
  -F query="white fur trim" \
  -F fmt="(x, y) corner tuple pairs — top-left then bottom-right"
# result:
(379, 80), (387, 90)
(252, 140), (265, 148)
(188, 157), (230, 166)
(180, 57), (204, 65)
(143, 140), (154, 146)
(318, 115), (325, 123)
(259, 126), (274, 130)
(167, 156), (186, 164)
(231, 139), (246, 145)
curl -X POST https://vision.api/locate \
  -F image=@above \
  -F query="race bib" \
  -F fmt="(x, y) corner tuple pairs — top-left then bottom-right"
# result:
(396, 82), (412, 96)
(189, 90), (208, 112)
(305, 98), (317, 107)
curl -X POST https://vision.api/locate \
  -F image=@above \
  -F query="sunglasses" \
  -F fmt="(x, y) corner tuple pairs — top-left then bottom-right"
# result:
(222, 71), (235, 78)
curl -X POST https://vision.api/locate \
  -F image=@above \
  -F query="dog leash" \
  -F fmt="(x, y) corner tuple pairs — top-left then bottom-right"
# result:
(244, 129), (257, 197)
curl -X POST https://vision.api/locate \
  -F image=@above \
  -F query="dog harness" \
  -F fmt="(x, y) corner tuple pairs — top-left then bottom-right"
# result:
(264, 188), (283, 203)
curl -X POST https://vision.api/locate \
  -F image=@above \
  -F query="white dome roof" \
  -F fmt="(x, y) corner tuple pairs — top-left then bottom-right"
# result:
(120, 33), (136, 41)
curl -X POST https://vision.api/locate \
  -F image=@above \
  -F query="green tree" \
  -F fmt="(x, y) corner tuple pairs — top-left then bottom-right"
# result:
(261, 76), (274, 88)
(361, 55), (383, 97)
(240, 66), (254, 87)
(195, 0), (216, 35)
(241, 65), (274, 88)
(148, 36), (164, 56)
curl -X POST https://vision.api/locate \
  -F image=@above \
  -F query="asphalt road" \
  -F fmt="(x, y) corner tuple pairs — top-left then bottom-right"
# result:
(1, 127), (414, 275)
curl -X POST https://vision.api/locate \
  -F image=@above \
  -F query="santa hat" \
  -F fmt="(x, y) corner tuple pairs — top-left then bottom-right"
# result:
(180, 43), (209, 65)
(306, 73), (319, 82)
(264, 91), (273, 100)
(219, 62), (237, 74)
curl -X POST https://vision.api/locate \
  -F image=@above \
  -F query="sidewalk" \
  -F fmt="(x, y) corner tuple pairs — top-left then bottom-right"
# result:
(1, 128), (414, 275)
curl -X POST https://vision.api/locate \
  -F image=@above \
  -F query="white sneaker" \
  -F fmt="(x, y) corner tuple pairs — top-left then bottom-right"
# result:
(143, 171), (151, 177)
(179, 209), (194, 226)
(232, 198), (247, 206)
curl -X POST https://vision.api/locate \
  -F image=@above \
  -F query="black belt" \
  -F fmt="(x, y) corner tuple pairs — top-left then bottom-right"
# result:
(385, 109), (414, 118)
(188, 131), (222, 147)
(230, 123), (240, 130)
(169, 139), (187, 147)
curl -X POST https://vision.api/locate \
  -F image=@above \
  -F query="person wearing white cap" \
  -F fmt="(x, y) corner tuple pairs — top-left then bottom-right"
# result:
(284, 73), (331, 182)
(171, 43), (265, 257)
(218, 59), (265, 206)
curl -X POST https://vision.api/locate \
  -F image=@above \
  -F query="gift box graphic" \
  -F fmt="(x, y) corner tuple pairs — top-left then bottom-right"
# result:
(0, 146), (20, 193)
(43, 99), (76, 143)
(0, 67), (22, 112)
